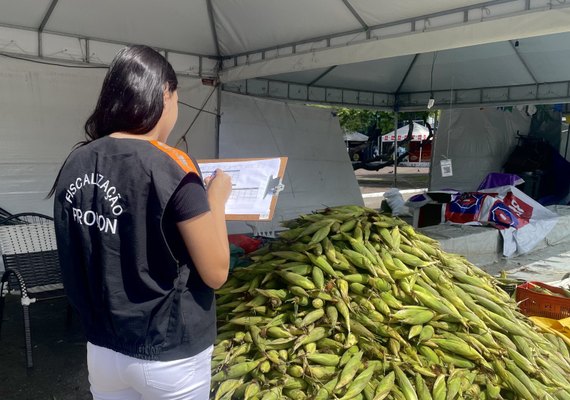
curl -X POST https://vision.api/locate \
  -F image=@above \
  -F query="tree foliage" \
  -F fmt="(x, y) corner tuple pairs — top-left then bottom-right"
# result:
(336, 108), (382, 133)
(336, 107), (435, 136)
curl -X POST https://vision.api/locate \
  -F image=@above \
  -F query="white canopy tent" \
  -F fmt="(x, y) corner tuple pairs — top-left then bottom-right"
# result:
(382, 123), (430, 142)
(343, 131), (369, 142)
(2, 0), (570, 217)
(1, 0), (570, 109)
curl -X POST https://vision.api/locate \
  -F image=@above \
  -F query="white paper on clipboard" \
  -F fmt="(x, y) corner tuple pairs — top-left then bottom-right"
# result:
(198, 157), (287, 221)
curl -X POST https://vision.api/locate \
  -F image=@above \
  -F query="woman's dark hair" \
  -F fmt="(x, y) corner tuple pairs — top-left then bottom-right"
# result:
(85, 45), (178, 140)
(48, 45), (177, 197)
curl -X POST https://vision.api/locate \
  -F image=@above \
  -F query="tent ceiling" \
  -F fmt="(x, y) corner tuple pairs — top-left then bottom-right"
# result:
(212, 0), (360, 56)
(400, 42), (535, 92)
(520, 32), (570, 82)
(1, 0), (570, 109)
(227, 29), (570, 110)
(45, 0), (217, 56)
(398, 32), (570, 97)
(271, 56), (419, 94)
(0, 0), (52, 27)
(0, 0), (492, 56)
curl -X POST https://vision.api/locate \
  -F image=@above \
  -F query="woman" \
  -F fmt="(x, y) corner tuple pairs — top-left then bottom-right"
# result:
(52, 45), (232, 400)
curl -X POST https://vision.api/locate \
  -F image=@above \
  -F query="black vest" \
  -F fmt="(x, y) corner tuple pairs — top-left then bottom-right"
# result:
(54, 136), (216, 361)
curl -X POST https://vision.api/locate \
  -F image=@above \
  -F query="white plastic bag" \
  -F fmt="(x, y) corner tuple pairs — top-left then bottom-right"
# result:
(383, 188), (410, 216)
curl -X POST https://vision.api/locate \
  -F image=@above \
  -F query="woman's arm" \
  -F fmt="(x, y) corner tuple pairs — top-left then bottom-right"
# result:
(177, 169), (232, 289)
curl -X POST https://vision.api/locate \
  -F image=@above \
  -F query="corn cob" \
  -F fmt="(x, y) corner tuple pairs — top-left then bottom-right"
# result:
(211, 206), (570, 400)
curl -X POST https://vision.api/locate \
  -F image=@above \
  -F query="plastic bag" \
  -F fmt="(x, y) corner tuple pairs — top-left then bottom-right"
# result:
(383, 188), (409, 216)
(445, 193), (488, 224)
(228, 234), (263, 254)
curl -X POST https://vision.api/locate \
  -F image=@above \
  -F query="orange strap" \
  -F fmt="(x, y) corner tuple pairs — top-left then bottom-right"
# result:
(150, 140), (199, 175)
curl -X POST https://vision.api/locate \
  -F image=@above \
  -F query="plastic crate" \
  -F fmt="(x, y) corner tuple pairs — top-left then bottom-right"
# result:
(497, 279), (526, 297)
(516, 281), (570, 319)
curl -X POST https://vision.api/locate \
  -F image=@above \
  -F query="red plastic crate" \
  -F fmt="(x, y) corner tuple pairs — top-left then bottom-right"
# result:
(516, 281), (570, 319)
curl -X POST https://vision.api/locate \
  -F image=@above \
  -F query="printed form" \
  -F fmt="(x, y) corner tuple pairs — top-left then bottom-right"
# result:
(198, 158), (287, 220)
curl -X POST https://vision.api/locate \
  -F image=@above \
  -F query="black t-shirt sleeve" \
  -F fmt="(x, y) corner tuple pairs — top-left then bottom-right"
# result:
(169, 173), (210, 222)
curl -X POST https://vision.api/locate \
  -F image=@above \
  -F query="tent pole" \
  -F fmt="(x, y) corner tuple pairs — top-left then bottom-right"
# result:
(393, 113), (398, 187)
(377, 136), (380, 157)
(215, 85), (222, 158)
(564, 128), (570, 160)
(427, 112), (439, 191)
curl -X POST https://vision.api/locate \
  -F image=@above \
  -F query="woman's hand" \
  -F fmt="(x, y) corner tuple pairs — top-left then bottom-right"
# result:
(204, 169), (232, 206)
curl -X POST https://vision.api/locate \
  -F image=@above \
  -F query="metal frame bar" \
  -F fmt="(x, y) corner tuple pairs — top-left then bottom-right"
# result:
(0, 49), (211, 80)
(0, 21), (213, 59)
(226, 0), (540, 59)
(224, 78), (570, 112)
(509, 40), (538, 84)
(397, 80), (570, 110)
(205, 0), (222, 162)
(399, 80), (570, 96)
(206, 0), (221, 57)
(341, 0), (369, 31)
(393, 112), (398, 187)
(0, 49), (108, 68)
(223, 78), (395, 109)
(308, 65), (337, 86)
(0, 22), (216, 77)
(39, 0), (59, 32)
(395, 54), (419, 94)
(398, 96), (570, 111)
(38, 0), (59, 57)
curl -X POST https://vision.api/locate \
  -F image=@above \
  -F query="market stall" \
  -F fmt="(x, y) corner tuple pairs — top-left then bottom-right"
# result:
(1, 1), (570, 398)
(382, 122), (432, 164)
(343, 131), (374, 163)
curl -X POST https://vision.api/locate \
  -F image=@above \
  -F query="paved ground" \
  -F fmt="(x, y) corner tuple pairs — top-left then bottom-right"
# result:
(0, 297), (90, 400)
(356, 166), (429, 209)
(485, 240), (570, 282)
(356, 166), (430, 194)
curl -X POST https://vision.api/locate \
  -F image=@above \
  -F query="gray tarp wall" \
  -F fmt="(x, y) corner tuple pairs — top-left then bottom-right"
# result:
(0, 57), (218, 216)
(0, 58), (363, 222)
(430, 108), (531, 192)
(220, 92), (364, 234)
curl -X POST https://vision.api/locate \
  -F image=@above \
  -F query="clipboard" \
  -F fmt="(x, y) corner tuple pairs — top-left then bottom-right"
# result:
(198, 157), (288, 221)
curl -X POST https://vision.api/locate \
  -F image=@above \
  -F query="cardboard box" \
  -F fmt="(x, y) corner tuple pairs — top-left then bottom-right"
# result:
(412, 203), (445, 228)
(407, 191), (456, 228)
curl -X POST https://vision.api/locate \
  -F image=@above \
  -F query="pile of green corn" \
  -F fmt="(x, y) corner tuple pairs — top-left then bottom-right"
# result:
(211, 205), (570, 400)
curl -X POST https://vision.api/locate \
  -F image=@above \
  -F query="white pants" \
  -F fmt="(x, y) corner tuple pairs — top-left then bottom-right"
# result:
(87, 342), (213, 400)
